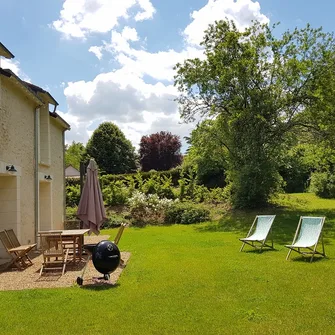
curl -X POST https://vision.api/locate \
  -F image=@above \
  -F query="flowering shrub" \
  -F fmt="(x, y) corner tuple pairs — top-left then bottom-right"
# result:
(128, 191), (178, 226)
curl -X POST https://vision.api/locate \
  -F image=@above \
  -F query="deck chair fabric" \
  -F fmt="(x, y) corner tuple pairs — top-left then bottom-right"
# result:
(285, 216), (326, 262)
(39, 232), (69, 276)
(239, 215), (276, 252)
(5, 229), (36, 265)
(0, 231), (35, 270)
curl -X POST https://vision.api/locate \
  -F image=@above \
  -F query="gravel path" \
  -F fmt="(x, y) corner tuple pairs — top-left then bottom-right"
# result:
(0, 235), (131, 291)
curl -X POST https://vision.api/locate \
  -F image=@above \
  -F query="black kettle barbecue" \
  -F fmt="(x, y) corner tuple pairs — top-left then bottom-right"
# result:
(76, 240), (121, 286)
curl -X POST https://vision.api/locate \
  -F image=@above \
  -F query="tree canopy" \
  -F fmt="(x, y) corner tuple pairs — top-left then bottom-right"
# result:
(183, 120), (226, 188)
(139, 131), (182, 171)
(86, 122), (137, 174)
(174, 20), (335, 208)
(65, 141), (86, 170)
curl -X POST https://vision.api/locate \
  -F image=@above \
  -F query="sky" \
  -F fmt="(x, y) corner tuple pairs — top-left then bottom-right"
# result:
(1, 0), (335, 151)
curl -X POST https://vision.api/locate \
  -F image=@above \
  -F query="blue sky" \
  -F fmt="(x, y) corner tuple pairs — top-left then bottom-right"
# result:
(1, 0), (335, 150)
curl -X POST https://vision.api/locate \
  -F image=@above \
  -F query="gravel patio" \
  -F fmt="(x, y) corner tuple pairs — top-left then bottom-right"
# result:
(0, 235), (130, 291)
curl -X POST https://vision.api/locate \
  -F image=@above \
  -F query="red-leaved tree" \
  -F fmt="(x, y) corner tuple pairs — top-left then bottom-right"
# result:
(139, 131), (182, 171)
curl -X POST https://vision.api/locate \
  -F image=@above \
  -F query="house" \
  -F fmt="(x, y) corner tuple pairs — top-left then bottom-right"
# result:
(65, 165), (80, 178)
(0, 42), (70, 261)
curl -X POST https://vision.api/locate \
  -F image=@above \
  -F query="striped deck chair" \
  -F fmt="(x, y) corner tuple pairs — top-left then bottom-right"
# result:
(285, 216), (326, 262)
(239, 215), (276, 252)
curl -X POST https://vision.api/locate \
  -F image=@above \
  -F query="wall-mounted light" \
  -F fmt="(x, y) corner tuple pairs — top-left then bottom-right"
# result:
(44, 175), (52, 180)
(6, 165), (17, 172)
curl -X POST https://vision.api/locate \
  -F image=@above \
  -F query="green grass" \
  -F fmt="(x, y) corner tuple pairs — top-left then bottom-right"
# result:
(1, 193), (335, 334)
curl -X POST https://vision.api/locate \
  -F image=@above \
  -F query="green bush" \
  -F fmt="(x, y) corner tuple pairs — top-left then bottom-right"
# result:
(278, 144), (314, 193)
(206, 187), (229, 204)
(66, 185), (80, 207)
(66, 206), (78, 220)
(141, 173), (175, 199)
(99, 167), (182, 187)
(101, 216), (124, 229)
(102, 181), (129, 206)
(309, 172), (335, 198)
(164, 203), (210, 224)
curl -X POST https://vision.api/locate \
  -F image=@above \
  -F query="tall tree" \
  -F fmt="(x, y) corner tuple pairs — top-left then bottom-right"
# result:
(183, 120), (227, 187)
(139, 131), (182, 171)
(65, 141), (86, 170)
(174, 20), (335, 208)
(86, 122), (137, 174)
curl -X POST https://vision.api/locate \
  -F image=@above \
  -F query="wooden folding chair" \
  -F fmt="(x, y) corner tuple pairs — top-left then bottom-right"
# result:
(112, 223), (126, 265)
(5, 229), (36, 266)
(285, 216), (326, 262)
(113, 223), (126, 245)
(39, 232), (69, 276)
(0, 231), (35, 270)
(239, 215), (276, 252)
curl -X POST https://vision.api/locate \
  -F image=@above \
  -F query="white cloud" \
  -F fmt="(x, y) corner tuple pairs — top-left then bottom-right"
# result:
(184, 0), (269, 45)
(1, 58), (31, 82)
(64, 68), (178, 122)
(88, 45), (103, 60)
(134, 0), (156, 21)
(62, 68), (181, 147)
(52, 0), (155, 39)
(57, 0), (269, 150)
(57, 110), (94, 144)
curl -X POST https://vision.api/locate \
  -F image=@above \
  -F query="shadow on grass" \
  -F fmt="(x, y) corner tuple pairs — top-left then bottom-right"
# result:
(242, 248), (279, 254)
(195, 207), (335, 246)
(79, 282), (120, 291)
(286, 255), (328, 263)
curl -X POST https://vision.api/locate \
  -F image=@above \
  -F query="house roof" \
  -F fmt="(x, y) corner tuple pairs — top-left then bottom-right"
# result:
(49, 111), (71, 130)
(0, 68), (43, 105)
(0, 42), (14, 59)
(0, 68), (70, 130)
(65, 165), (80, 178)
(23, 81), (59, 107)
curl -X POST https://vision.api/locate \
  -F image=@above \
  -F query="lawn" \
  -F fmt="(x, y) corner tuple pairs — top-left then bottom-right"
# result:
(0, 193), (335, 334)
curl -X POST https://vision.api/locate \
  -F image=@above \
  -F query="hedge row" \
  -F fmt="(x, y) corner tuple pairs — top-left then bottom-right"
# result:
(66, 167), (183, 187)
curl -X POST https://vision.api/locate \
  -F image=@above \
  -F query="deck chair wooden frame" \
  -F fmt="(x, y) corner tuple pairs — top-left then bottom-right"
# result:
(0, 230), (36, 270)
(5, 229), (36, 266)
(285, 216), (326, 262)
(113, 223), (126, 245)
(39, 232), (69, 276)
(239, 215), (276, 252)
(113, 223), (126, 265)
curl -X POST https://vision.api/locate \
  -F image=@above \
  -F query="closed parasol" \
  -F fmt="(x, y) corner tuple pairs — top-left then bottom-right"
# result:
(77, 159), (106, 235)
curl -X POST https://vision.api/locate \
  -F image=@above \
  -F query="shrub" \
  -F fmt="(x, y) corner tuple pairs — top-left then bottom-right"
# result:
(101, 216), (124, 229)
(206, 187), (230, 204)
(99, 167), (182, 187)
(102, 180), (129, 206)
(164, 203), (210, 224)
(66, 185), (81, 207)
(66, 206), (78, 220)
(141, 173), (175, 199)
(127, 191), (177, 226)
(309, 172), (335, 198)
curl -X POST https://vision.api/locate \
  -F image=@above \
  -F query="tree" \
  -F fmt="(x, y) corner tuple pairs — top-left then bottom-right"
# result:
(174, 20), (335, 208)
(139, 131), (182, 171)
(86, 122), (137, 174)
(65, 141), (86, 170)
(183, 120), (226, 188)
